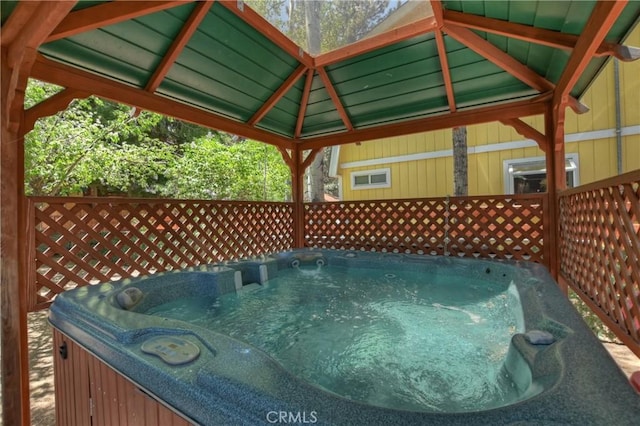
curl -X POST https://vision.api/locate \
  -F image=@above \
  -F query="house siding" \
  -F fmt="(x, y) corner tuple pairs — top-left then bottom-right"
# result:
(336, 25), (640, 200)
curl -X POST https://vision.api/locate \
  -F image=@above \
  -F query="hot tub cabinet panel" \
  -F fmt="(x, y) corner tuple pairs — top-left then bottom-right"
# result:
(53, 330), (193, 426)
(49, 250), (640, 426)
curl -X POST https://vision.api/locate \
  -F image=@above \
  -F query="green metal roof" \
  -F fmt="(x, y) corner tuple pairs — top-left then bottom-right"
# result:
(4, 0), (640, 143)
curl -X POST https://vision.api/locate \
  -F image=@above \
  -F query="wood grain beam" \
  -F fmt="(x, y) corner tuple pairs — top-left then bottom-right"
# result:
(31, 55), (295, 150)
(443, 9), (636, 61)
(444, 23), (587, 114)
(552, 1), (627, 146)
(295, 69), (315, 138)
(249, 64), (307, 126)
(46, 1), (189, 43)
(2, 3), (77, 425)
(301, 148), (322, 170)
(553, 1), (627, 117)
(430, 2), (456, 111)
(435, 30), (456, 112)
(217, 1), (313, 68)
(430, 0), (444, 27)
(145, 1), (213, 92)
(23, 88), (89, 133)
(314, 16), (438, 67)
(300, 97), (548, 150)
(444, 23), (552, 92)
(501, 118), (547, 152)
(317, 67), (353, 131)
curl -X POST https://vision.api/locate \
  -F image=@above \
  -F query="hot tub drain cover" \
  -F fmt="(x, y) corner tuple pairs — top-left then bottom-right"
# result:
(141, 336), (200, 365)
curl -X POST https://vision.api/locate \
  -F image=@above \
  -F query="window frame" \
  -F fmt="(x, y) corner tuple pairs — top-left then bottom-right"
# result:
(503, 154), (579, 194)
(350, 168), (391, 190)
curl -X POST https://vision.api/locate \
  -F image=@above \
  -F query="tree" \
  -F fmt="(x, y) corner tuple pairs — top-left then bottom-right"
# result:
(24, 80), (290, 200)
(24, 83), (178, 196)
(161, 136), (290, 201)
(452, 126), (468, 196)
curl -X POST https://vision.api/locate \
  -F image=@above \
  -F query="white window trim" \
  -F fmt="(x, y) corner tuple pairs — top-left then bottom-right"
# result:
(351, 168), (391, 190)
(503, 153), (580, 194)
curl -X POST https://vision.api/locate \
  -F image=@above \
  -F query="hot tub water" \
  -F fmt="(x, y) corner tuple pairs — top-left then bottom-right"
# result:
(147, 264), (524, 412)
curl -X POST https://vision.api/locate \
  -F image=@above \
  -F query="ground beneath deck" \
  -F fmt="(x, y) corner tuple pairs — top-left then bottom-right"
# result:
(0, 311), (638, 425)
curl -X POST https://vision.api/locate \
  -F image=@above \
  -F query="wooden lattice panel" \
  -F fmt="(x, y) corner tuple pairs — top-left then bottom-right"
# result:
(559, 171), (640, 350)
(304, 194), (549, 264)
(28, 198), (294, 310)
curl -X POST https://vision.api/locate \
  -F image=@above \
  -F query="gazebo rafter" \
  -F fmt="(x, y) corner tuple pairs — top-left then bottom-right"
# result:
(2, 2), (640, 425)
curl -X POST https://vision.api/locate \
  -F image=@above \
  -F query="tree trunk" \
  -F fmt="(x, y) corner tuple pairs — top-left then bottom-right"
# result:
(453, 126), (468, 196)
(304, 1), (325, 202)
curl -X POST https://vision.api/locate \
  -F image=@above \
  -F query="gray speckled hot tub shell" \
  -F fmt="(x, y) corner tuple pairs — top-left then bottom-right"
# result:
(49, 249), (640, 425)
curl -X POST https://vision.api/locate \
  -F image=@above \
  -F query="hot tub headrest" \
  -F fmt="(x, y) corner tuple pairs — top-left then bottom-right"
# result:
(116, 287), (144, 310)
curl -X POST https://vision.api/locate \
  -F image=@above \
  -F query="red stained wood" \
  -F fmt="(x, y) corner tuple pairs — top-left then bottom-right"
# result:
(295, 69), (315, 138)
(249, 64), (307, 126)
(443, 9), (629, 60)
(27, 199), (295, 310)
(53, 330), (195, 425)
(300, 96), (548, 149)
(145, 1), (214, 93)
(304, 193), (550, 267)
(314, 16), (438, 67)
(30, 55), (295, 150)
(317, 67), (353, 131)
(46, 1), (191, 43)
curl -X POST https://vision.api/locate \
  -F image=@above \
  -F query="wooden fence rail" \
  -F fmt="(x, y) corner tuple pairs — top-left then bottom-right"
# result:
(27, 194), (551, 312)
(304, 194), (550, 265)
(558, 170), (640, 356)
(27, 197), (294, 311)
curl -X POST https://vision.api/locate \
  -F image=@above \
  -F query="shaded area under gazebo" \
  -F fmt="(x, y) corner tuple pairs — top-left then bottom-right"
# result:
(2, 1), (640, 425)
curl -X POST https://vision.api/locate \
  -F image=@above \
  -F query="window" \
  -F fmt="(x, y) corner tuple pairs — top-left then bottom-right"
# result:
(504, 154), (579, 194)
(351, 168), (391, 190)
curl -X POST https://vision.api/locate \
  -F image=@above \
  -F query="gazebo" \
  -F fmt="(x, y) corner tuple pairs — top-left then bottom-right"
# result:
(2, 1), (639, 424)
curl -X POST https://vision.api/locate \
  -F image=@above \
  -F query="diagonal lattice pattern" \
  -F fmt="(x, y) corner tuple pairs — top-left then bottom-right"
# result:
(304, 194), (549, 264)
(28, 198), (294, 311)
(559, 172), (640, 349)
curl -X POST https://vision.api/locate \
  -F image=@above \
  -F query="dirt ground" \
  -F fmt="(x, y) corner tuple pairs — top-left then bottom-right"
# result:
(0, 311), (638, 425)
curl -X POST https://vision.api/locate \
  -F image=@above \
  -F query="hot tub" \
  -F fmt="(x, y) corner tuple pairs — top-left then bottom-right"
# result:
(49, 249), (640, 425)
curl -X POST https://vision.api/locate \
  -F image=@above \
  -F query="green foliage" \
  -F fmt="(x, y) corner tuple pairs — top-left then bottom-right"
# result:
(24, 80), (290, 201)
(568, 289), (621, 343)
(24, 88), (174, 196)
(161, 136), (290, 201)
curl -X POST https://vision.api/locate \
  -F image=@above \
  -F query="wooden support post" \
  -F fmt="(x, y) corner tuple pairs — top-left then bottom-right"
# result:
(1, 46), (31, 426)
(292, 146), (306, 248)
(544, 105), (566, 293)
(1, 3), (78, 424)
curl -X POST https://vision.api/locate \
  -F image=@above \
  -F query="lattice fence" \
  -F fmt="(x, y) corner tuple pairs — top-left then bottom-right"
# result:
(304, 194), (549, 264)
(559, 170), (640, 354)
(27, 198), (294, 311)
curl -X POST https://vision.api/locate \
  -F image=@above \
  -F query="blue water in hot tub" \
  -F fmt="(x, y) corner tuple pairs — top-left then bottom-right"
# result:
(146, 264), (524, 413)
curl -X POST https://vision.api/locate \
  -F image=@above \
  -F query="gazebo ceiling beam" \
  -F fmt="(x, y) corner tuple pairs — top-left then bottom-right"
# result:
(317, 67), (353, 131)
(554, 0), (628, 114)
(31, 54), (294, 150)
(45, 1), (190, 43)
(443, 9), (638, 61)
(444, 23), (588, 114)
(145, 1), (214, 93)
(295, 69), (315, 138)
(300, 97), (548, 150)
(552, 0), (628, 146)
(249, 64), (307, 126)
(314, 16), (438, 67)
(501, 118), (548, 152)
(431, 1), (456, 112)
(217, 0), (314, 68)
(23, 88), (89, 133)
